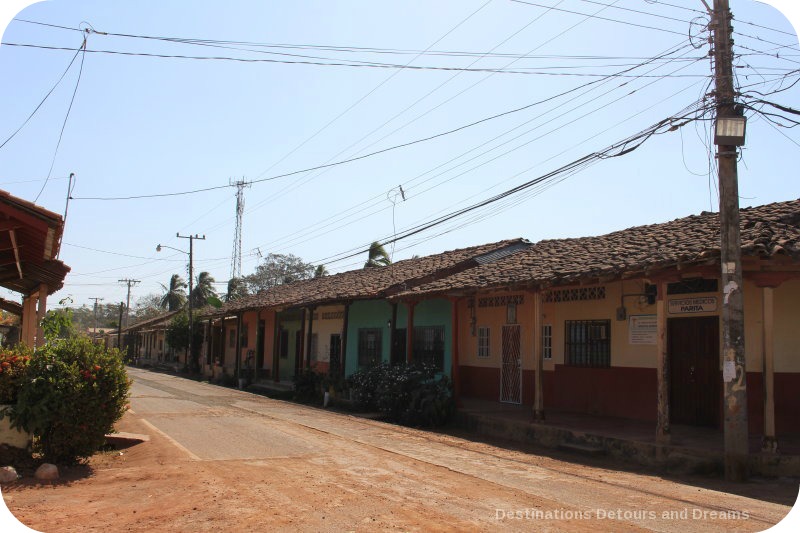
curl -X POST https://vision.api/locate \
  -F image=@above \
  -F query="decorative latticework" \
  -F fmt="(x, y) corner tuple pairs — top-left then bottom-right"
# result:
(543, 286), (606, 303)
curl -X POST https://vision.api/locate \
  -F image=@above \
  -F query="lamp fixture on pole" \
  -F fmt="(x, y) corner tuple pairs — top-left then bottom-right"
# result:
(156, 233), (206, 372)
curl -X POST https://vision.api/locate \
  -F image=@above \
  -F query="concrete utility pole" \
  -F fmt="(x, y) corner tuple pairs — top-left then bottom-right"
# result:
(118, 278), (140, 329)
(712, 0), (749, 481)
(89, 297), (104, 339)
(177, 233), (205, 373)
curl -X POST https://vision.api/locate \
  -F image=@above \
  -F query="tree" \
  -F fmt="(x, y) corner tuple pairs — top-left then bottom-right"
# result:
(165, 311), (191, 355)
(364, 241), (391, 268)
(243, 253), (315, 293)
(160, 274), (187, 311)
(190, 271), (217, 308)
(225, 277), (248, 302)
(314, 265), (329, 278)
(133, 293), (163, 321)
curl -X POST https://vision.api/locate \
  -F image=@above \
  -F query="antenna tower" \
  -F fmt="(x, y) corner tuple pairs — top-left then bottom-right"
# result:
(230, 178), (251, 280)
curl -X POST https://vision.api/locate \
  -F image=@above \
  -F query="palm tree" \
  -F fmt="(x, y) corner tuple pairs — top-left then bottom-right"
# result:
(191, 271), (217, 308)
(225, 277), (247, 302)
(159, 274), (187, 311)
(364, 241), (391, 268)
(314, 264), (329, 278)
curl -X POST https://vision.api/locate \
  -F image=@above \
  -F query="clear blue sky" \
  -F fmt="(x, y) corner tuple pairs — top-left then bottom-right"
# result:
(0, 1), (798, 310)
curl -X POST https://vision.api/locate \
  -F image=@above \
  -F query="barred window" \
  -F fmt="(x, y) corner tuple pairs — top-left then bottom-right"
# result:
(542, 324), (552, 360)
(358, 328), (382, 368)
(565, 320), (610, 367)
(477, 326), (490, 358)
(414, 326), (445, 371)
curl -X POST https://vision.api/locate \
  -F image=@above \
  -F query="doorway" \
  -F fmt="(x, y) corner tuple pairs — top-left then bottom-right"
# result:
(668, 316), (720, 427)
(500, 324), (522, 404)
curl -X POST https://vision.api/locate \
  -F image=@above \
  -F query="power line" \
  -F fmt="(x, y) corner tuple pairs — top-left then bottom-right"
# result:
(310, 99), (713, 266)
(0, 40), (84, 151)
(237, 42), (699, 255)
(509, 0), (687, 36)
(34, 35), (87, 202)
(239, 0), (631, 227)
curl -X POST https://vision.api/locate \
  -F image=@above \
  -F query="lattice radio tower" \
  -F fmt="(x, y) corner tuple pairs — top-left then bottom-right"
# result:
(230, 178), (251, 280)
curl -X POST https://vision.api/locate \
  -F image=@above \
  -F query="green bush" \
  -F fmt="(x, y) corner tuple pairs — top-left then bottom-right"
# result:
(293, 367), (323, 403)
(0, 346), (32, 404)
(347, 363), (453, 427)
(11, 337), (131, 464)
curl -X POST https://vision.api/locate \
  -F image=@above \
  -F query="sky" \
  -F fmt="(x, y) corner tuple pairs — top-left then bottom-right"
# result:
(0, 0), (798, 311)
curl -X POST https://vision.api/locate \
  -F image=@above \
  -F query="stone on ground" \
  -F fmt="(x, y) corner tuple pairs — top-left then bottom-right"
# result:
(34, 463), (59, 481)
(0, 465), (18, 483)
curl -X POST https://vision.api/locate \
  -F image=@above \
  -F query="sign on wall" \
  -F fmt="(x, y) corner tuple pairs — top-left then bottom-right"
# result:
(628, 314), (657, 345)
(668, 297), (718, 314)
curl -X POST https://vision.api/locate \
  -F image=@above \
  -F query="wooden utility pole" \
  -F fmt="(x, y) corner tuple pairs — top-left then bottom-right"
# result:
(89, 297), (104, 339)
(118, 278), (140, 329)
(177, 233), (206, 373)
(712, 0), (749, 481)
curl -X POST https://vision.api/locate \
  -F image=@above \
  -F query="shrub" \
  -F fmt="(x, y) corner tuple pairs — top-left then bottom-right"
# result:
(347, 363), (453, 427)
(293, 367), (323, 403)
(11, 337), (130, 464)
(0, 346), (32, 404)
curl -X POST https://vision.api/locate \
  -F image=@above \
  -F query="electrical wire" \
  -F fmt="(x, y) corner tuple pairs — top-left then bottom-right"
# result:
(0, 41), (84, 151)
(34, 36), (87, 202)
(309, 99), (713, 267)
(509, 0), (686, 36)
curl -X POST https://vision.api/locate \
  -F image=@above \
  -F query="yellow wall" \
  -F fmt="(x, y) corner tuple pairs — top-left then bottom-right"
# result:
(457, 276), (798, 374)
(304, 305), (345, 363)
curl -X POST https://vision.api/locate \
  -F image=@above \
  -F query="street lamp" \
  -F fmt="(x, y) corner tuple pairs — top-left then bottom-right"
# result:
(156, 233), (205, 372)
(714, 115), (746, 146)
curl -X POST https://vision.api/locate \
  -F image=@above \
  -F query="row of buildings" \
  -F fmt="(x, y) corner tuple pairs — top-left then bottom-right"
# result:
(124, 199), (800, 450)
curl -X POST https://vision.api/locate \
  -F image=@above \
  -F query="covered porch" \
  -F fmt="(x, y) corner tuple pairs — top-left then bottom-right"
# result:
(0, 190), (70, 347)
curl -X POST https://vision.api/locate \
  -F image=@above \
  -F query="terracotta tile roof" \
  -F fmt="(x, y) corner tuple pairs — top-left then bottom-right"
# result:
(394, 199), (800, 297)
(208, 239), (529, 315)
(124, 310), (180, 332)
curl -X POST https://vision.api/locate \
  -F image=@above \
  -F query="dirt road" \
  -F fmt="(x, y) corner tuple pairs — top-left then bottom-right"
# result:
(1, 367), (796, 532)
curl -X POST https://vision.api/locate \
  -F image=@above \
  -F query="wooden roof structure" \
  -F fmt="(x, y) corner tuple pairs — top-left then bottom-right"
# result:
(0, 190), (70, 298)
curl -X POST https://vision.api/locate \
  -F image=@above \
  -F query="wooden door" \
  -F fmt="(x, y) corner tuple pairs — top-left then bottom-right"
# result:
(329, 334), (342, 373)
(668, 316), (720, 426)
(501, 325), (522, 404)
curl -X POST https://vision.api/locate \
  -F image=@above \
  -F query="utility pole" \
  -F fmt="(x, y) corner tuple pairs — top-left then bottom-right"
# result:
(89, 297), (104, 339)
(177, 233), (205, 373)
(118, 278), (140, 329)
(712, 0), (749, 481)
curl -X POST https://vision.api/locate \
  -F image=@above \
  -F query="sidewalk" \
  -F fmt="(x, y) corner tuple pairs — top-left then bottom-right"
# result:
(454, 398), (800, 477)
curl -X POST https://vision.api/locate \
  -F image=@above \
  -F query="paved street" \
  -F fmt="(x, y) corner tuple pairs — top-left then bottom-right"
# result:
(4, 367), (796, 532)
(125, 368), (794, 532)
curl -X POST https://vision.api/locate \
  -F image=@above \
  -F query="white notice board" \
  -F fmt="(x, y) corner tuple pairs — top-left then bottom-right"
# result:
(629, 314), (657, 345)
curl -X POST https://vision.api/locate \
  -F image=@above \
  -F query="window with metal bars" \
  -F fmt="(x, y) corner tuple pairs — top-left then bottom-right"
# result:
(413, 326), (445, 371)
(565, 320), (610, 367)
(477, 326), (490, 358)
(542, 324), (552, 360)
(357, 328), (382, 368)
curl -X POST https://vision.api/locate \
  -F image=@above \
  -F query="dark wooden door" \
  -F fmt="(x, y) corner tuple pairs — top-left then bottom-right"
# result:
(256, 320), (265, 377)
(329, 334), (342, 373)
(391, 328), (406, 365)
(668, 316), (720, 427)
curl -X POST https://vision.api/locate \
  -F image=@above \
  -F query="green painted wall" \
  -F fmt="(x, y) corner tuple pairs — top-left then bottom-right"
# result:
(344, 298), (452, 377)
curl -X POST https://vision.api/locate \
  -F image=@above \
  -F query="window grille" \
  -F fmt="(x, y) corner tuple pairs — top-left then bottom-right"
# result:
(565, 320), (610, 367)
(542, 324), (552, 360)
(477, 327), (490, 358)
(413, 325), (445, 371)
(358, 328), (382, 368)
